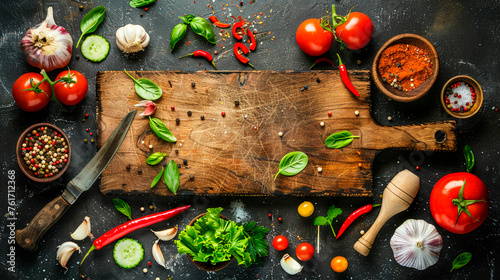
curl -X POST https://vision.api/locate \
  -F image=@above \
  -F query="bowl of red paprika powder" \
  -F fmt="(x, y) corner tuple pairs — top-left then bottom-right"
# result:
(372, 34), (439, 102)
(16, 123), (71, 183)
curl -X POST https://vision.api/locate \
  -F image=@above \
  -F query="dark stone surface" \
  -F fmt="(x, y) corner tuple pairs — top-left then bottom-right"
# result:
(1, 0), (499, 279)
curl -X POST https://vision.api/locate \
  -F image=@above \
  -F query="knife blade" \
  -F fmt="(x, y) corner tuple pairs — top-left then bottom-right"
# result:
(15, 110), (137, 251)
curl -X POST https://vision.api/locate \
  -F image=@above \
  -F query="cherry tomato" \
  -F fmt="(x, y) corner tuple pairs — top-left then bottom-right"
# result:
(296, 19), (334, 56)
(272, 235), (289, 251)
(12, 73), (51, 112)
(298, 201), (314, 217)
(295, 242), (314, 261)
(430, 172), (488, 234)
(335, 12), (373, 50)
(54, 70), (88, 105)
(331, 256), (348, 272)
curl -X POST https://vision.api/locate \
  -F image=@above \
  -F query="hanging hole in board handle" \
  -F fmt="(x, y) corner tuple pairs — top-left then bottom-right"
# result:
(434, 130), (447, 144)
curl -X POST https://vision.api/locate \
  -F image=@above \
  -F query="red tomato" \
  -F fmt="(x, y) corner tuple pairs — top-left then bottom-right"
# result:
(430, 172), (488, 234)
(54, 70), (88, 105)
(335, 12), (373, 50)
(296, 19), (334, 56)
(12, 73), (51, 112)
(295, 242), (314, 261)
(272, 235), (289, 251)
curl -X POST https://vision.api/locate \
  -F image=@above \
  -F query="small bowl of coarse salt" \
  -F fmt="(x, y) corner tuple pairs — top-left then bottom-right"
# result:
(441, 75), (483, 118)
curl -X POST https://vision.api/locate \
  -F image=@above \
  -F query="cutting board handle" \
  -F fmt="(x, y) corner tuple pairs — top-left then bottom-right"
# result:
(15, 195), (70, 251)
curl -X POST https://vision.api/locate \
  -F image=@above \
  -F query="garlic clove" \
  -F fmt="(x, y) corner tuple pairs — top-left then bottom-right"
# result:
(390, 219), (443, 270)
(151, 225), (178, 241)
(70, 216), (93, 241)
(56, 241), (81, 273)
(280, 253), (303, 275)
(152, 239), (167, 269)
(135, 100), (157, 116)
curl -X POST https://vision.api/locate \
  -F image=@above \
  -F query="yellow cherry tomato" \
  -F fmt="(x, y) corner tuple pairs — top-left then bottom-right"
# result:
(331, 256), (348, 272)
(298, 201), (314, 217)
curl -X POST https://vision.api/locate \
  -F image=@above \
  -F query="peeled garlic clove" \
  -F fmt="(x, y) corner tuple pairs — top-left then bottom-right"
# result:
(135, 100), (157, 116)
(70, 216), (93, 241)
(390, 219), (443, 270)
(152, 239), (166, 269)
(56, 241), (81, 272)
(116, 24), (150, 53)
(280, 253), (303, 275)
(151, 225), (178, 241)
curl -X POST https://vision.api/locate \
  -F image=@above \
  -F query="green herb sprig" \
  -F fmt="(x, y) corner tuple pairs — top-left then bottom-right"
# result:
(112, 198), (132, 220)
(314, 204), (343, 237)
(275, 151), (308, 180)
(129, 0), (156, 8)
(325, 130), (360, 149)
(451, 252), (472, 272)
(124, 69), (163, 100)
(151, 166), (165, 188)
(76, 6), (106, 48)
(464, 145), (475, 173)
(165, 160), (180, 194)
(149, 117), (177, 142)
(170, 15), (216, 52)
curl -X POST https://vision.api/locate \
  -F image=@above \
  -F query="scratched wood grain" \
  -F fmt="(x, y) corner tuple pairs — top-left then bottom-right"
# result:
(96, 71), (456, 196)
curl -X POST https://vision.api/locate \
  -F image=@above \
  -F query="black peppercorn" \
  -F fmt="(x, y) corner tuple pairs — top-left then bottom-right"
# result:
(304, 85), (308, 90)
(191, 82), (195, 87)
(300, 87), (305, 92)
(189, 174), (195, 181)
(175, 118), (180, 125)
(316, 77), (321, 83)
(187, 111), (192, 117)
(235, 100), (240, 106)
(183, 159), (188, 166)
(138, 168), (143, 174)
(140, 12), (143, 17)
(175, 149), (179, 154)
(126, 164), (131, 171)
(200, 115), (205, 120)
(177, 163), (181, 169)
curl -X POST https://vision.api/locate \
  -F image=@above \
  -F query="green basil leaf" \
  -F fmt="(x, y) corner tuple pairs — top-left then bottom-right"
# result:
(112, 198), (132, 220)
(164, 160), (180, 194)
(151, 166), (165, 188)
(189, 17), (216, 44)
(146, 152), (166, 165)
(313, 216), (328, 226)
(464, 145), (475, 173)
(76, 6), (106, 48)
(325, 130), (360, 149)
(129, 0), (155, 8)
(124, 69), (162, 100)
(149, 117), (177, 142)
(179, 16), (189, 24)
(170, 23), (187, 52)
(327, 204), (343, 221)
(274, 151), (308, 180)
(451, 252), (472, 272)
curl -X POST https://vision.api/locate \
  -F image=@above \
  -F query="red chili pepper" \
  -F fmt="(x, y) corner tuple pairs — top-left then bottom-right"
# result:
(179, 50), (217, 69)
(209, 15), (231, 28)
(336, 204), (380, 239)
(337, 53), (360, 97)
(234, 42), (254, 68)
(79, 205), (190, 276)
(246, 28), (256, 51)
(232, 20), (246, 40)
(309, 57), (334, 70)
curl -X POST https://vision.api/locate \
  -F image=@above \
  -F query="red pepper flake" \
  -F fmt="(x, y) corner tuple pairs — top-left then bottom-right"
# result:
(85, 113), (89, 118)
(187, 41), (191, 46)
(89, 132), (93, 136)
(416, 166), (420, 170)
(144, 7), (148, 11)
(221, 111), (226, 117)
(278, 217), (283, 222)
(327, 111), (332, 116)
(171, 106), (175, 110)
(268, 213), (272, 218)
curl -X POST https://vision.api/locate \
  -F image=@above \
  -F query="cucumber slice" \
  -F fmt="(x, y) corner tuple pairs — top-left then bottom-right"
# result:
(113, 238), (144, 269)
(81, 35), (110, 62)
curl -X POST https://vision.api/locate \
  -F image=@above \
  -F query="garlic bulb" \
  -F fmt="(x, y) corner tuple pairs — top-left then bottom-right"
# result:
(151, 225), (177, 241)
(152, 239), (166, 269)
(116, 24), (150, 53)
(390, 219), (443, 270)
(70, 216), (93, 241)
(56, 241), (80, 272)
(21, 7), (73, 72)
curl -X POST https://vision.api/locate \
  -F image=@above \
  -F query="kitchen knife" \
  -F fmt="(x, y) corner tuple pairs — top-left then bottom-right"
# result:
(15, 110), (137, 251)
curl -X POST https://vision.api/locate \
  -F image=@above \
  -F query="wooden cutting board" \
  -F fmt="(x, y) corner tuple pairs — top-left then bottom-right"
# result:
(96, 70), (456, 197)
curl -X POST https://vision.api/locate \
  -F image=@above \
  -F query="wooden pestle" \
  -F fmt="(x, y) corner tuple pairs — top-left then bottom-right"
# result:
(353, 169), (420, 256)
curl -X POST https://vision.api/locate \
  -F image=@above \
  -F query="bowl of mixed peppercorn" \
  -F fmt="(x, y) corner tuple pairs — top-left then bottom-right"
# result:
(372, 33), (439, 102)
(16, 123), (71, 182)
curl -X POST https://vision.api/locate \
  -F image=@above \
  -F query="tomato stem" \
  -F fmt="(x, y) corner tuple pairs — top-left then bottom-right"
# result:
(40, 69), (66, 109)
(452, 180), (485, 227)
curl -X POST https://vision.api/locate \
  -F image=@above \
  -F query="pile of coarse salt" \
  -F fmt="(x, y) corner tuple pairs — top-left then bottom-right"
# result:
(444, 81), (477, 112)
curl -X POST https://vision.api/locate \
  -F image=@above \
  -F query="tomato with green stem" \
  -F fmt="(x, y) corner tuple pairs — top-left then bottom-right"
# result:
(329, 5), (373, 50)
(54, 70), (88, 105)
(295, 18), (334, 56)
(430, 172), (488, 234)
(12, 73), (51, 112)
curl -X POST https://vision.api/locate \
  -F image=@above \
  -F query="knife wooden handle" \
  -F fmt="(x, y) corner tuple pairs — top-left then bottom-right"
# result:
(15, 195), (70, 251)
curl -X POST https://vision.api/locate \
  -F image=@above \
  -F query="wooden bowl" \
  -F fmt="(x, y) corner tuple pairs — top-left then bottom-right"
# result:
(16, 123), (71, 183)
(440, 75), (483, 118)
(185, 213), (233, 271)
(372, 34), (439, 102)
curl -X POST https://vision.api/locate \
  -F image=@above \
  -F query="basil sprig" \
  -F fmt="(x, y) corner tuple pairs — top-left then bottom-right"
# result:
(463, 145), (475, 173)
(325, 130), (360, 149)
(149, 117), (177, 142)
(170, 15), (216, 52)
(165, 160), (180, 194)
(129, 0), (155, 8)
(275, 151), (308, 180)
(112, 198), (132, 220)
(146, 152), (167, 165)
(76, 6), (106, 48)
(451, 252), (472, 272)
(124, 69), (162, 100)
(151, 166), (165, 188)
